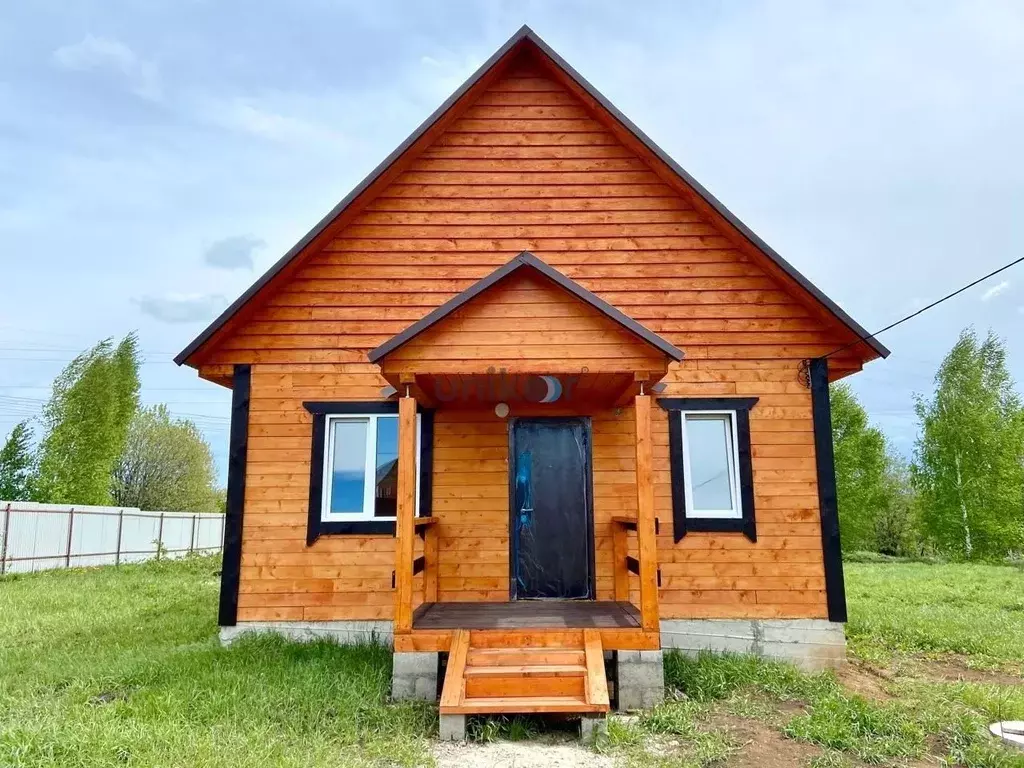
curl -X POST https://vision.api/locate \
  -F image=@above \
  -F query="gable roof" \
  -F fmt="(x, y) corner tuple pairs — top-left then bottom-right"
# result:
(368, 251), (685, 364)
(175, 24), (889, 367)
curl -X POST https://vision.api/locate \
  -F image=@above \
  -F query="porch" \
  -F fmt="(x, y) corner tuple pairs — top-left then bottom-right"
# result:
(413, 600), (641, 630)
(369, 252), (681, 718)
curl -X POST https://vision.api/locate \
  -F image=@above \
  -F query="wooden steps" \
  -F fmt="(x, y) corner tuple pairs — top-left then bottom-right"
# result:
(439, 629), (610, 715)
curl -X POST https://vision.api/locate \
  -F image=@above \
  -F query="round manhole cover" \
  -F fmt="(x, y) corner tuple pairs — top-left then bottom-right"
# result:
(990, 722), (1024, 750)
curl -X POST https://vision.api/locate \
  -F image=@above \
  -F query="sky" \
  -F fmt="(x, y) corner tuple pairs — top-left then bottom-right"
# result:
(2, 0), (1023, 484)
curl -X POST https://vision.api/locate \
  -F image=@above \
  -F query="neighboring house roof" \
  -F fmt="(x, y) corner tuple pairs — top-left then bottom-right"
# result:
(175, 24), (889, 367)
(367, 251), (685, 364)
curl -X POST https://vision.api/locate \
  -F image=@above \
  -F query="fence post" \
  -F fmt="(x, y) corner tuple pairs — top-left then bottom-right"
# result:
(115, 508), (124, 566)
(156, 512), (165, 560)
(190, 514), (197, 554)
(0, 503), (10, 576)
(65, 507), (75, 569)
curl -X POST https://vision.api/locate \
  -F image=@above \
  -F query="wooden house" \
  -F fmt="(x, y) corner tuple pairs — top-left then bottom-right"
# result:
(176, 26), (887, 734)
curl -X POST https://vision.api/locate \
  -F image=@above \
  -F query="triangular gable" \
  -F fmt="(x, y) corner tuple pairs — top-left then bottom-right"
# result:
(175, 25), (888, 368)
(368, 251), (684, 364)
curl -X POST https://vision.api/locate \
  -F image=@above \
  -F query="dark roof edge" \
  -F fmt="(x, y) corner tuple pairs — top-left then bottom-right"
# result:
(520, 31), (889, 360)
(367, 251), (685, 363)
(174, 25), (538, 366)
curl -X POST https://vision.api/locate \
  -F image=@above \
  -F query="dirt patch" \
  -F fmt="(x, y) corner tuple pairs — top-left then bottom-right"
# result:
(906, 657), (1023, 686)
(708, 712), (823, 768)
(836, 662), (894, 701)
(432, 737), (613, 768)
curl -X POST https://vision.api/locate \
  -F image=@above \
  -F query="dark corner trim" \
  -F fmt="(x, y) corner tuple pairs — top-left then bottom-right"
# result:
(810, 358), (847, 622)
(663, 397), (758, 543)
(219, 364), (250, 627)
(305, 402), (434, 545)
(368, 252), (683, 363)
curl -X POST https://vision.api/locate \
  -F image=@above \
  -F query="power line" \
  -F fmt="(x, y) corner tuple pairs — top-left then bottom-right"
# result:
(825, 254), (1024, 360)
(0, 357), (178, 364)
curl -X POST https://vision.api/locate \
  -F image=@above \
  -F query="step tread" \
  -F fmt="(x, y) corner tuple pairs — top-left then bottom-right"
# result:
(464, 664), (586, 677)
(442, 695), (609, 715)
(467, 648), (586, 664)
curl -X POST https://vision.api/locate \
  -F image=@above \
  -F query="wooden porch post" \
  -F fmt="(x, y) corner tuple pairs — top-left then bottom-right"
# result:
(394, 394), (417, 634)
(634, 393), (660, 631)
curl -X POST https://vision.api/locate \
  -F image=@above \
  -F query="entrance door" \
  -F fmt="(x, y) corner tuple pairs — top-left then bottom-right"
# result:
(509, 418), (594, 600)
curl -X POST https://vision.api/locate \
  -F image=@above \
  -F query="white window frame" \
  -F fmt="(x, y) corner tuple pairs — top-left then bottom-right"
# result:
(679, 410), (742, 520)
(320, 413), (421, 522)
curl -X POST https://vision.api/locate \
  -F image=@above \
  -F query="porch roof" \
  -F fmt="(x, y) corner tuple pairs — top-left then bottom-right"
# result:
(368, 251), (684, 365)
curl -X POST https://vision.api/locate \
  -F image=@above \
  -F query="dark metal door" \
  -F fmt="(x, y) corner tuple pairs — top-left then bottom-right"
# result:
(510, 418), (594, 600)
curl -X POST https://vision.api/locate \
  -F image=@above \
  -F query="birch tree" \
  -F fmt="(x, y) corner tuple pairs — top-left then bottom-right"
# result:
(34, 334), (141, 505)
(832, 383), (917, 554)
(0, 421), (34, 500)
(832, 383), (889, 551)
(913, 329), (1024, 559)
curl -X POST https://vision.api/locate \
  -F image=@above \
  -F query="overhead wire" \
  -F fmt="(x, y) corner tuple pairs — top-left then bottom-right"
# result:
(823, 254), (1024, 360)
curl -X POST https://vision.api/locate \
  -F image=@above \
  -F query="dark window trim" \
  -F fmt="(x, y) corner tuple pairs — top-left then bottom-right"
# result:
(218, 364), (250, 627)
(659, 397), (758, 543)
(810, 358), (847, 622)
(304, 401), (433, 544)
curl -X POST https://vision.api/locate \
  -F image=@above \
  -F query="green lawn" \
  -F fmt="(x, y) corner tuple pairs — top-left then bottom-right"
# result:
(1, 557), (1022, 767)
(845, 561), (1024, 670)
(0, 557), (432, 767)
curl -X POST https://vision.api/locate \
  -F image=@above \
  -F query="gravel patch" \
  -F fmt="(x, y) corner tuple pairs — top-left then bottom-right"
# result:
(432, 739), (613, 768)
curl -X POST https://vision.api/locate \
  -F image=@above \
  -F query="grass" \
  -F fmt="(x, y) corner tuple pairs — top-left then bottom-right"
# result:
(2, 556), (1023, 767)
(844, 561), (1024, 670)
(0, 556), (433, 767)
(661, 651), (1024, 766)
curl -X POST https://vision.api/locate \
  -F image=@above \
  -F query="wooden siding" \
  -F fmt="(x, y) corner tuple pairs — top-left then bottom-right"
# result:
(208, 53), (851, 623)
(383, 269), (668, 375)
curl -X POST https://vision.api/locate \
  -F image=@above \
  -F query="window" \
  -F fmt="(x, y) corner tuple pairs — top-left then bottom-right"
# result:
(322, 414), (418, 521)
(303, 402), (433, 543)
(660, 397), (758, 542)
(680, 412), (740, 519)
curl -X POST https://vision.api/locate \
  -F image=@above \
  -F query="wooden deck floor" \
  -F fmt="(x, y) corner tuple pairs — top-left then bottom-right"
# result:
(412, 600), (641, 630)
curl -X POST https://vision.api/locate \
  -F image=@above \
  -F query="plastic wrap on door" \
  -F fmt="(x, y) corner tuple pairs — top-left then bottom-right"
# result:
(511, 419), (592, 599)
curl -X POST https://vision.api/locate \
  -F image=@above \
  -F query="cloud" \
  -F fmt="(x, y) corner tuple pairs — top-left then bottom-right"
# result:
(203, 235), (263, 270)
(52, 34), (161, 101)
(134, 293), (226, 324)
(200, 98), (347, 145)
(980, 280), (1011, 301)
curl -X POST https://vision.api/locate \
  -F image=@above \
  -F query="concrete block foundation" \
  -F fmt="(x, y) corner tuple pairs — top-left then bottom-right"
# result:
(391, 651), (439, 702)
(580, 714), (608, 741)
(219, 620), (393, 646)
(616, 650), (665, 711)
(439, 714), (466, 741)
(661, 619), (847, 671)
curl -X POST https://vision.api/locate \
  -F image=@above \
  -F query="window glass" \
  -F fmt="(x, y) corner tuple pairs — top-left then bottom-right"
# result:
(329, 419), (368, 514)
(374, 417), (399, 518)
(685, 414), (736, 513)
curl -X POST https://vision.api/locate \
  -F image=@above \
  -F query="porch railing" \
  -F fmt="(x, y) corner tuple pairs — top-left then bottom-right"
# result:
(391, 391), (661, 634)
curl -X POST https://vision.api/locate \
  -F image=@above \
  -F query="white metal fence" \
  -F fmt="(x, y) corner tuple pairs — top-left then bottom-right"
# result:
(0, 501), (225, 575)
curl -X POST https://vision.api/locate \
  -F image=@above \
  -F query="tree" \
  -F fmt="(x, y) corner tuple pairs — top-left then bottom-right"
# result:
(34, 334), (141, 505)
(112, 405), (222, 513)
(913, 329), (1024, 559)
(831, 382), (890, 552)
(873, 454), (918, 556)
(0, 421), (34, 500)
